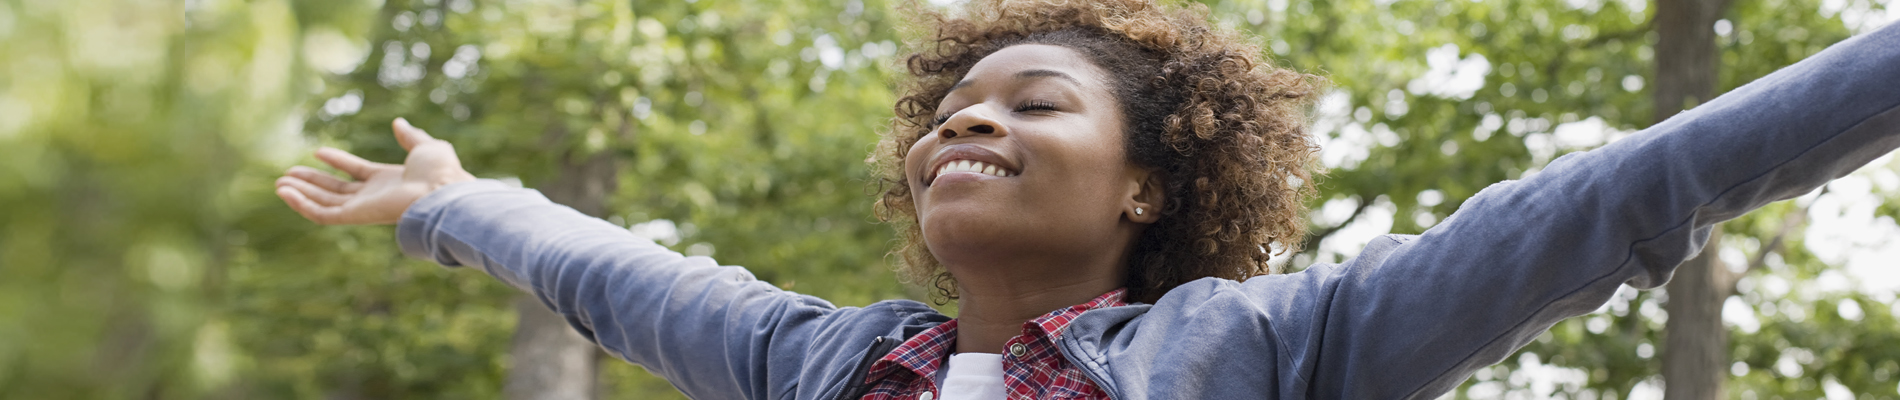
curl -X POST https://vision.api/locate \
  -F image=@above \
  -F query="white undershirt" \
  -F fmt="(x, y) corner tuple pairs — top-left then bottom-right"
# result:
(932, 352), (1006, 400)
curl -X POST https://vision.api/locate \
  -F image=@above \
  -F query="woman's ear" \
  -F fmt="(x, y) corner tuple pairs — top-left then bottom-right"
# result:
(1124, 168), (1165, 224)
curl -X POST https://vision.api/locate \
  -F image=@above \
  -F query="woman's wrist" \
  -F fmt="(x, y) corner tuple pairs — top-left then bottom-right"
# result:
(428, 172), (477, 192)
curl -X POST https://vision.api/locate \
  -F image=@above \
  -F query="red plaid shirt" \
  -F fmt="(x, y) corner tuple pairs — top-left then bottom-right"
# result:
(858, 289), (1129, 400)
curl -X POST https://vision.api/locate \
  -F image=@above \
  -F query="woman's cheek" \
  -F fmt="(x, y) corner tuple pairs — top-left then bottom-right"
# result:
(902, 138), (931, 186)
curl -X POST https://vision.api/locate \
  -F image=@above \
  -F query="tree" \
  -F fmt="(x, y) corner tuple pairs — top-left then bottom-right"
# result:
(507, 152), (621, 399)
(1652, 0), (1736, 396)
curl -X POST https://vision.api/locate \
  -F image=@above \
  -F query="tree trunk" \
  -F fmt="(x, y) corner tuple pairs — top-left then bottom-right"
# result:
(1652, 0), (1729, 122)
(1663, 229), (1728, 400)
(1653, 0), (1733, 397)
(505, 297), (600, 400)
(504, 151), (620, 400)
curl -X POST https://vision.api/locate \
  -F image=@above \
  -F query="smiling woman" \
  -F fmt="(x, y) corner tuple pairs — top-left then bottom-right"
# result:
(873, 3), (1323, 311)
(272, 0), (1900, 398)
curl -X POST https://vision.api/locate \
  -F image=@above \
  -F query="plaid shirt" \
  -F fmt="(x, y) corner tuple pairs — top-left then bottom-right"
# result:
(858, 289), (1129, 400)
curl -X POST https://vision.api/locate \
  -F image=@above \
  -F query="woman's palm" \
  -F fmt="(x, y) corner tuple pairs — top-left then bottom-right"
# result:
(275, 118), (475, 225)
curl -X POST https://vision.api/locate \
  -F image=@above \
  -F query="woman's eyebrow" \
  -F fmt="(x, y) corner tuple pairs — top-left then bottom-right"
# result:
(950, 69), (1084, 93)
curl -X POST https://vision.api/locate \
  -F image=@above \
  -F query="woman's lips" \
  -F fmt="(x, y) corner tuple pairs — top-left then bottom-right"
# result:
(925, 145), (1020, 186)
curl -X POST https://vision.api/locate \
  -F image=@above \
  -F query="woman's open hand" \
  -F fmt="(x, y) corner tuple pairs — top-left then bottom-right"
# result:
(275, 118), (476, 225)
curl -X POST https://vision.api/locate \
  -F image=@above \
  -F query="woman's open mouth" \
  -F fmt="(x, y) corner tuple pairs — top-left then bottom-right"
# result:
(924, 145), (1021, 186)
(935, 160), (1014, 179)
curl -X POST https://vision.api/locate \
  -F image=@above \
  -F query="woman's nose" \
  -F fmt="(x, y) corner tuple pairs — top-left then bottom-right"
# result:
(938, 110), (1003, 139)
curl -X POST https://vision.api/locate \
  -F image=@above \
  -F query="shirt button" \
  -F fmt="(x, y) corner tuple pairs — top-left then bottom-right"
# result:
(1008, 343), (1027, 357)
(919, 392), (934, 400)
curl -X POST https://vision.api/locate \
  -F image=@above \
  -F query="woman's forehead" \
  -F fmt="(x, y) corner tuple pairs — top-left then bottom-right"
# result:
(960, 44), (1111, 91)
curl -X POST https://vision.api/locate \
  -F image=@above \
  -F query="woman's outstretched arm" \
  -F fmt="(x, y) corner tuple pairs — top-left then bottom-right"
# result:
(1284, 21), (1900, 396)
(273, 120), (913, 400)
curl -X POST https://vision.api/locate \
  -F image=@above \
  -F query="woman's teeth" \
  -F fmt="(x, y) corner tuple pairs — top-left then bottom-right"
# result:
(937, 160), (1013, 179)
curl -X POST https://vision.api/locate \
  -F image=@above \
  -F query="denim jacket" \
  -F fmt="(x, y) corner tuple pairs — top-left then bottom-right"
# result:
(398, 22), (1900, 399)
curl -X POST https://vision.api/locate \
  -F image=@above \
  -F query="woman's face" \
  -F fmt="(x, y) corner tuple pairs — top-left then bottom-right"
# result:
(905, 44), (1152, 273)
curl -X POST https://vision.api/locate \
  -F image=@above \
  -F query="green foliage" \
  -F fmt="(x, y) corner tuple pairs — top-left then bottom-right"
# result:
(0, 0), (358, 397)
(3, 0), (1895, 398)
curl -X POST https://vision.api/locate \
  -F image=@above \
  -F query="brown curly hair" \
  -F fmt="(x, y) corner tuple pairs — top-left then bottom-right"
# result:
(871, 0), (1325, 304)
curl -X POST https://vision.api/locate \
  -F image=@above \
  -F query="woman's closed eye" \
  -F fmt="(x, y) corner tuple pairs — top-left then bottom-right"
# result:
(1014, 100), (1058, 113)
(928, 100), (1062, 131)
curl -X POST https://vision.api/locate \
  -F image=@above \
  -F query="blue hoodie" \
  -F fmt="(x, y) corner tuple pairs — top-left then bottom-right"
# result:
(397, 22), (1900, 399)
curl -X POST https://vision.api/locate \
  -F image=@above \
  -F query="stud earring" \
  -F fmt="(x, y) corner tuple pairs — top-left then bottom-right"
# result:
(1135, 207), (1144, 216)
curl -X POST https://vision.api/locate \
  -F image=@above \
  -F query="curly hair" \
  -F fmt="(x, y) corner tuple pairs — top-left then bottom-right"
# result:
(871, 0), (1325, 304)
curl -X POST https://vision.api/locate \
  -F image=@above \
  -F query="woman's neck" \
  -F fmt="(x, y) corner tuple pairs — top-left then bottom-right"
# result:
(950, 271), (1123, 355)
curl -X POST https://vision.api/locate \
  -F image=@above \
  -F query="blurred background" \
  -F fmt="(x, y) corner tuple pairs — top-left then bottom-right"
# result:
(1, 0), (1897, 398)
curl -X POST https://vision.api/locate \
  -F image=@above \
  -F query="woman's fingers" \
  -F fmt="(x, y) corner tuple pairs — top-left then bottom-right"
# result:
(314, 147), (381, 180)
(392, 118), (437, 151)
(276, 185), (345, 225)
(275, 176), (349, 206)
(285, 165), (361, 193)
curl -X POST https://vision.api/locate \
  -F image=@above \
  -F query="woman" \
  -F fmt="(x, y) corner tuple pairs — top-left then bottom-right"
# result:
(274, 0), (1900, 398)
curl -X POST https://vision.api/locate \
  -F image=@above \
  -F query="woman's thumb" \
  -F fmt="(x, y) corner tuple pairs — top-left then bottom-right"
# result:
(392, 117), (437, 151)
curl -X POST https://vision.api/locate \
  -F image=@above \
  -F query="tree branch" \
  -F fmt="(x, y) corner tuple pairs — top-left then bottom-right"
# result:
(1543, 21), (1655, 81)
(1300, 194), (1374, 256)
(1720, 187), (1825, 291)
(1581, 21), (1654, 49)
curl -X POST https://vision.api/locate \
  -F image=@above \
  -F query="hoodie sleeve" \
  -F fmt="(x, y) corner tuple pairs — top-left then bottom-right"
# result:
(396, 180), (840, 400)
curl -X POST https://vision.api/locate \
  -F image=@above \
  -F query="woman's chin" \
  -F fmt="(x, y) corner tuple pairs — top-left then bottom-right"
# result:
(920, 212), (1021, 256)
